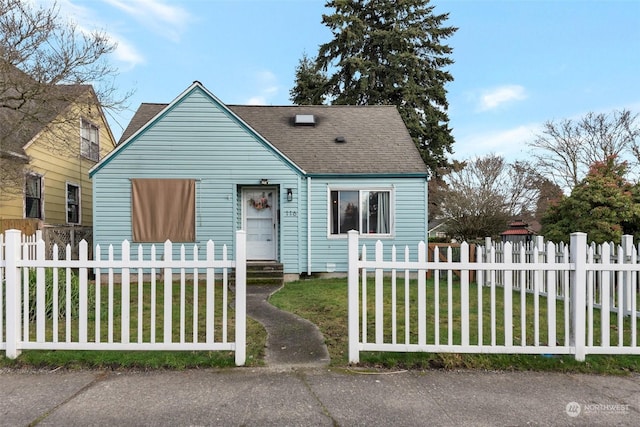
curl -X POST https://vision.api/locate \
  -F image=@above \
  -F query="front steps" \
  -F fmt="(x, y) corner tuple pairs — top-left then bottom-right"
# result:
(245, 261), (284, 286)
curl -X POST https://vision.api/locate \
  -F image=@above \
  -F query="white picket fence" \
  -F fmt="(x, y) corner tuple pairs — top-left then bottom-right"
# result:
(0, 229), (247, 366)
(347, 230), (640, 363)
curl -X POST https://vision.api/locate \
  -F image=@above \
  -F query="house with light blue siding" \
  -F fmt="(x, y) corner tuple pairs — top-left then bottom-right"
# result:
(89, 81), (429, 280)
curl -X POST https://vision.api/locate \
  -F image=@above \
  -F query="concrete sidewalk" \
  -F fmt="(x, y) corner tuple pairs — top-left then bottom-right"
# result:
(1, 367), (639, 426)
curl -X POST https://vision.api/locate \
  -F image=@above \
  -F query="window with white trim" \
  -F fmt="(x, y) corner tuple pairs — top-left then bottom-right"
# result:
(25, 174), (43, 219)
(330, 189), (392, 235)
(66, 183), (80, 224)
(81, 119), (99, 161)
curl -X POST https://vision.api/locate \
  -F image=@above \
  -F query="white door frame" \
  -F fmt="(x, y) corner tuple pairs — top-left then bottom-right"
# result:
(242, 186), (278, 260)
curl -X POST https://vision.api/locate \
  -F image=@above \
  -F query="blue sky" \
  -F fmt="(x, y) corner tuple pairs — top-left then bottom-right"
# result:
(57, 0), (640, 162)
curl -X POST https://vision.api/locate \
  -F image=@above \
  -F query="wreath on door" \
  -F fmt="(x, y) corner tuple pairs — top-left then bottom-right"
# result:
(249, 192), (271, 210)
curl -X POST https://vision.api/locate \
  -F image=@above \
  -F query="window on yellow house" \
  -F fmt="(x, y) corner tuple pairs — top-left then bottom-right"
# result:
(81, 118), (99, 161)
(25, 174), (43, 219)
(66, 183), (80, 224)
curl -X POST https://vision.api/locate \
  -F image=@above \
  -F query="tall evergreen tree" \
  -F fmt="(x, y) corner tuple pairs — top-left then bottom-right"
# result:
(291, 0), (457, 172)
(289, 53), (328, 105)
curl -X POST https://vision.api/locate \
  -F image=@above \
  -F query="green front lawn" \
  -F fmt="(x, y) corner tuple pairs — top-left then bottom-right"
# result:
(269, 277), (640, 374)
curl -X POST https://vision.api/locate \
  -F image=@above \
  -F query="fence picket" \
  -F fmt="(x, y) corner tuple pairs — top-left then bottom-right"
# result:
(547, 242), (556, 347)
(180, 244), (186, 344)
(95, 245), (101, 343)
(79, 240), (88, 344)
(108, 244), (114, 343)
(477, 245), (483, 347)
(418, 242), (426, 347)
(36, 239), (45, 342)
(0, 234), (4, 346)
(206, 241), (214, 344)
(447, 246), (453, 346)
(121, 240), (130, 344)
(503, 242), (513, 347)
(193, 244), (199, 344)
(600, 243), (611, 346)
(375, 240), (384, 344)
(533, 242), (540, 347)
(138, 245), (144, 343)
(391, 245), (397, 345)
(460, 242), (470, 346)
(617, 247), (624, 347)
(404, 245), (411, 345)
(433, 246), (440, 345)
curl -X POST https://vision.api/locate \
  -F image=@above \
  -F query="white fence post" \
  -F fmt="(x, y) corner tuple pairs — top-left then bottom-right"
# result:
(570, 232), (587, 361)
(5, 230), (22, 359)
(348, 230), (360, 364)
(235, 230), (247, 366)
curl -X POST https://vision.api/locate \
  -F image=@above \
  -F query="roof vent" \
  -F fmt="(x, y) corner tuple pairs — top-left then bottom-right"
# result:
(335, 136), (346, 143)
(294, 114), (316, 126)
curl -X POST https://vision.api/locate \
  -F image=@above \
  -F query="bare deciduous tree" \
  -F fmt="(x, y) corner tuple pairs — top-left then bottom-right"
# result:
(528, 110), (640, 192)
(439, 155), (543, 241)
(0, 0), (131, 200)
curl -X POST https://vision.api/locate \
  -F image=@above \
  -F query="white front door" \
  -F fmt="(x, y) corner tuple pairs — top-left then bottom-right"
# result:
(243, 188), (277, 260)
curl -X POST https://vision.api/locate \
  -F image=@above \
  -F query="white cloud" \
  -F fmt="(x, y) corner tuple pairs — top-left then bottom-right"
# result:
(102, 0), (191, 42)
(477, 85), (527, 112)
(454, 123), (540, 161)
(246, 96), (266, 105)
(111, 36), (145, 69)
(54, 0), (145, 69)
(244, 70), (280, 105)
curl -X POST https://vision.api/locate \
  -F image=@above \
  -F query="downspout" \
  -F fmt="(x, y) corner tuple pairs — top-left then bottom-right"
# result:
(424, 178), (429, 242)
(307, 176), (312, 276)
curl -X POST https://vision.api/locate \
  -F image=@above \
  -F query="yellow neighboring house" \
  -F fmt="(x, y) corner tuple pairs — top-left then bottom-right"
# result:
(0, 73), (116, 234)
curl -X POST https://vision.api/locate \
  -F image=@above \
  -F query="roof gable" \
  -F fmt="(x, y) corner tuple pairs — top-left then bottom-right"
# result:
(0, 63), (97, 155)
(92, 82), (303, 177)
(98, 81), (428, 177)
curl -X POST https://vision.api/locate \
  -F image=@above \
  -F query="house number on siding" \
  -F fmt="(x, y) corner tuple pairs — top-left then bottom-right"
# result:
(284, 210), (297, 217)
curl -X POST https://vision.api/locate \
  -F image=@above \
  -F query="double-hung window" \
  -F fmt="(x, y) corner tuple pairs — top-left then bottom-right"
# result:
(66, 183), (80, 224)
(330, 189), (392, 236)
(81, 119), (99, 161)
(25, 174), (43, 219)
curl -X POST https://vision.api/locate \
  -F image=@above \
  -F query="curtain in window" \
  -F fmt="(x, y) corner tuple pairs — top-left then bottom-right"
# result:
(25, 175), (41, 218)
(131, 179), (196, 242)
(377, 192), (390, 234)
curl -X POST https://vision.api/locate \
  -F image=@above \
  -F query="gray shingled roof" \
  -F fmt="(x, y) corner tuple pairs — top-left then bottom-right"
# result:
(0, 63), (92, 156)
(119, 102), (428, 175)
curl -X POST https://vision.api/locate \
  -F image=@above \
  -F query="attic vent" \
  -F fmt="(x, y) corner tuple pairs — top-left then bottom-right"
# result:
(294, 114), (316, 126)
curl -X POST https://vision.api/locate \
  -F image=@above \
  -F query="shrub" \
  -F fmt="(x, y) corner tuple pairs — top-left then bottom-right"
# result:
(27, 268), (93, 321)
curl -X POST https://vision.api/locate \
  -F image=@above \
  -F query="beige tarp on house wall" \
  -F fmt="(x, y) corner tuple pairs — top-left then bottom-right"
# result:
(131, 178), (195, 242)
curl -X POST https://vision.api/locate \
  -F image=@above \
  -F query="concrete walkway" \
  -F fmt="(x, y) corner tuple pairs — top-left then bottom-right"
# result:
(246, 285), (330, 368)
